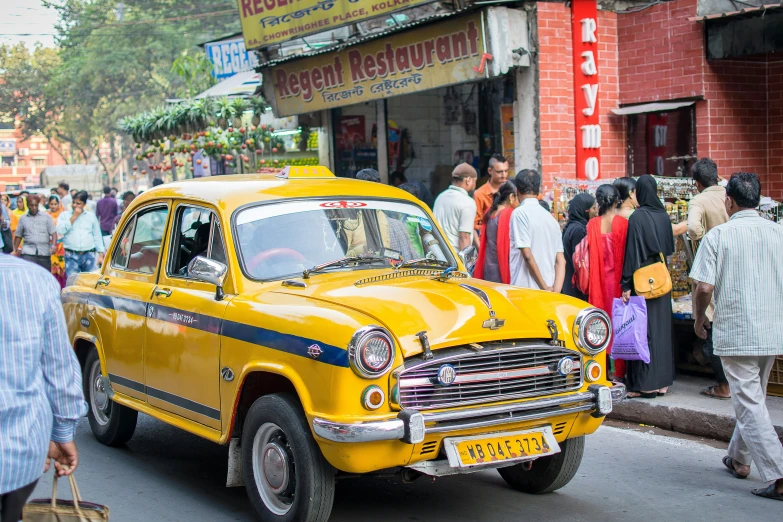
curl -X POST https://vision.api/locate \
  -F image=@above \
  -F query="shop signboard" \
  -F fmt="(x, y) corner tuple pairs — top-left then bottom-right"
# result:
(238, 0), (436, 50)
(204, 37), (260, 80)
(571, 0), (601, 180)
(263, 12), (486, 117)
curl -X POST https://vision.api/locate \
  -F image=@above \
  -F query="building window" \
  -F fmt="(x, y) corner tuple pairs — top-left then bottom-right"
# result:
(33, 158), (47, 166)
(627, 106), (696, 177)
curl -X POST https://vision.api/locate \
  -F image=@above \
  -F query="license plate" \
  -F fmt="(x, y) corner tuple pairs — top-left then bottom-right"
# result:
(443, 427), (560, 468)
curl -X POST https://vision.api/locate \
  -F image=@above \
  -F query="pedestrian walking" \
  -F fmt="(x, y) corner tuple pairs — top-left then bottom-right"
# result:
(621, 175), (675, 398)
(509, 169), (565, 292)
(47, 195), (67, 288)
(561, 193), (596, 301)
(0, 255), (87, 522)
(12, 194), (57, 271)
(474, 181), (518, 284)
(0, 198), (11, 254)
(690, 172), (783, 501)
(56, 190), (105, 278)
(585, 185), (629, 380)
(433, 163), (478, 251)
(686, 158), (731, 400)
(96, 186), (119, 237)
(56, 182), (72, 210)
(473, 154), (510, 238)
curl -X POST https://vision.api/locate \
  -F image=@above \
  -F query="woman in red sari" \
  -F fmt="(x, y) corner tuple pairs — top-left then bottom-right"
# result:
(474, 181), (518, 283)
(586, 185), (628, 381)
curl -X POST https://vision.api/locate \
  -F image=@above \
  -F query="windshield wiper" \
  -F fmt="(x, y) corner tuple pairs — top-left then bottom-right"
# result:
(394, 257), (451, 271)
(302, 255), (387, 279)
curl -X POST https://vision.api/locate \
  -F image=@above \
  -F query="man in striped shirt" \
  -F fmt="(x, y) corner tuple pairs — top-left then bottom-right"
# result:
(691, 172), (783, 502)
(0, 256), (86, 520)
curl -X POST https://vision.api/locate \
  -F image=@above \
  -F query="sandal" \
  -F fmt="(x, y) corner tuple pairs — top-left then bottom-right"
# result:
(701, 386), (731, 400)
(627, 391), (657, 399)
(751, 484), (783, 501)
(722, 456), (749, 479)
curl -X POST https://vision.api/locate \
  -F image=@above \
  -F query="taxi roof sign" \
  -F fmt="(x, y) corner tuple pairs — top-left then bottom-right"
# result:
(274, 166), (335, 180)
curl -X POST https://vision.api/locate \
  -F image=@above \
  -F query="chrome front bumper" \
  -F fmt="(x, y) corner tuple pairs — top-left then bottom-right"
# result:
(312, 383), (626, 444)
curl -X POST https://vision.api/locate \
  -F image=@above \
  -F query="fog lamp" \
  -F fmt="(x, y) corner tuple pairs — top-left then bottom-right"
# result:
(585, 360), (603, 382)
(362, 385), (385, 410)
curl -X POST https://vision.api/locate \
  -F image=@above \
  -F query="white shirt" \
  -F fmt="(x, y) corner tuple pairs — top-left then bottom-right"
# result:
(433, 185), (477, 249)
(509, 198), (564, 289)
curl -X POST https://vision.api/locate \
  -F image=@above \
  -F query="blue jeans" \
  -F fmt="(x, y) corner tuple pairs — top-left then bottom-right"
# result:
(65, 250), (96, 278)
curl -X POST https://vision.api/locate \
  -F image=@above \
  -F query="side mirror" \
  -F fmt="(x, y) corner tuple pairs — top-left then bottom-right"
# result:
(458, 245), (478, 274)
(187, 255), (227, 301)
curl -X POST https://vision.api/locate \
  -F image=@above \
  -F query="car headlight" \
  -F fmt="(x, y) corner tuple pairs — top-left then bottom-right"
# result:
(348, 326), (395, 379)
(573, 308), (611, 355)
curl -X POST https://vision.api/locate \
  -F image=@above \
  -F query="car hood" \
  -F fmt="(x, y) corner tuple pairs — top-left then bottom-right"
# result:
(271, 270), (584, 358)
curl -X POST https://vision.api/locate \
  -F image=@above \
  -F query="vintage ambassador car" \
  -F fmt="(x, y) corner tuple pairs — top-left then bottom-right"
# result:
(63, 167), (625, 522)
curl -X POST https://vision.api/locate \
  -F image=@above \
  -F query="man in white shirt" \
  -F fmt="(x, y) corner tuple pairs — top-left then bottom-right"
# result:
(433, 163), (477, 251)
(508, 169), (565, 291)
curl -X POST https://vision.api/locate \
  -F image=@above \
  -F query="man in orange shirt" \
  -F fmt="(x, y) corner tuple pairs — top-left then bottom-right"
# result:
(474, 153), (510, 244)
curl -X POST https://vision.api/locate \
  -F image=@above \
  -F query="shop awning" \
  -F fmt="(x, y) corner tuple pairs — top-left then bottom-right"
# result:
(689, 2), (782, 21)
(611, 101), (696, 116)
(194, 71), (261, 99)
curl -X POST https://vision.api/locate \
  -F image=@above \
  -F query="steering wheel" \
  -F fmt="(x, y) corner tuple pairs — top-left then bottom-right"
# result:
(247, 247), (307, 275)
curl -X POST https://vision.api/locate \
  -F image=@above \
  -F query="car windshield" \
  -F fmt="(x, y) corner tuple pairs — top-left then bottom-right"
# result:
(235, 199), (456, 280)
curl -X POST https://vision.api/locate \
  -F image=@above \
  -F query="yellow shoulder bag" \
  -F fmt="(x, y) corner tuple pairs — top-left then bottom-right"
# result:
(633, 253), (672, 299)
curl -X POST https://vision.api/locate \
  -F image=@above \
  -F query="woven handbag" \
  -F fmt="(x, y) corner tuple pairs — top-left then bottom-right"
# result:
(23, 474), (109, 522)
(632, 253), (672, 300)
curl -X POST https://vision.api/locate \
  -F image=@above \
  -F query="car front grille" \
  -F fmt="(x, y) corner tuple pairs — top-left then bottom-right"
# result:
(397, 343), (583, 411)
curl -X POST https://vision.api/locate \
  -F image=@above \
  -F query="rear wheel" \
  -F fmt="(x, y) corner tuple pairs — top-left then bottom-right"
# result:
(498, 436), (585, 494)
(242, 393), (335, 522)
(83, 349), (138, 446)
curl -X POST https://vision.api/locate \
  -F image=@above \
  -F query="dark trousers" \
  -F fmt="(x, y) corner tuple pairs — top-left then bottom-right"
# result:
(21, 254), (51, 271)
(0, 480), (38, 522)
(0, 229), (12, 254)
(703, 326), (728, 384)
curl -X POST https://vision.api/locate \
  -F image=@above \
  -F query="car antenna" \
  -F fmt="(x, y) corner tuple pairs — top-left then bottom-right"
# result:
(416, 331), (433, 360)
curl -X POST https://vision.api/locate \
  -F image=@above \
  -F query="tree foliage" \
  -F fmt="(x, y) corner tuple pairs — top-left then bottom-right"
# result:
(1, 0), (240, 183)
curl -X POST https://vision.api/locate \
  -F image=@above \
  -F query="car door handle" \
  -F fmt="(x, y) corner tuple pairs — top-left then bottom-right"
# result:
(96, 277), (110, 287)
(153, 288), (172, 298)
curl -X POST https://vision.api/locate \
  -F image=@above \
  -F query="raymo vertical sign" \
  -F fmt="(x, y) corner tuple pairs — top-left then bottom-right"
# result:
(263, 13), (486, 117)
(572, 0), (601, 180)
(238, 0), (435, 49)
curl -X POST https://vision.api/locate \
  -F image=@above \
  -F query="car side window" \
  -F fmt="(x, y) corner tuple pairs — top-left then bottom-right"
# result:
(124, 207), (169, 274)
(168, 205), (226, 277)
(111, 216), (137, 270)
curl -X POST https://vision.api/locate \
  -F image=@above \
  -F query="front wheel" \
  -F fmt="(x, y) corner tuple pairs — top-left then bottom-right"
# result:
(242, 393), (335, 522)
(83, 349), (138, 446)
(498, 436), (585, 494)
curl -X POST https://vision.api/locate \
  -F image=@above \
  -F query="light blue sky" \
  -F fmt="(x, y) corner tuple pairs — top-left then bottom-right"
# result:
(1, 0), (59, 48)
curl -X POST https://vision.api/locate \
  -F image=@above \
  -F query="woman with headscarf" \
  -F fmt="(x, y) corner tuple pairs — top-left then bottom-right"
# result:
(474, 181), (518, 283)
(47, 195), (67, 287)
(561, 193), (595, 301)
(621, 175), (675, 398)
(586, 185), (629, 381)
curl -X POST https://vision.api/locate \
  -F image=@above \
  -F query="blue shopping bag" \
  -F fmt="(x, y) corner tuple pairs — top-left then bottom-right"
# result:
(611, 297), (650, 363)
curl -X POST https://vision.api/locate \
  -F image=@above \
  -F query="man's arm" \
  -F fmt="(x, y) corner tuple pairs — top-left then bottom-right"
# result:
(56, 213), (72, 236)
(40, 277), (87, 476)
(521, 248), (551, 291)
(689, 231), (718, 339)
(672, 221), (688, 236)
(458, 232), (472, 251)
(553, 252), (566, 293)
(692, 281), (714, 339)
(12, 218), (25, 255)
(687, 200), (706, 240)
(92, 215), (106, 254)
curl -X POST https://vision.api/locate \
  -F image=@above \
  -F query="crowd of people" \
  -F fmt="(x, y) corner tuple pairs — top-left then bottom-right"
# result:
(0, 181), (139, 284)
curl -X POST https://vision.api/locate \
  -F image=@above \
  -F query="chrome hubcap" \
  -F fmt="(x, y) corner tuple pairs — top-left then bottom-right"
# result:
(89, 360), (110, 426)
(252, 423), (294, 515)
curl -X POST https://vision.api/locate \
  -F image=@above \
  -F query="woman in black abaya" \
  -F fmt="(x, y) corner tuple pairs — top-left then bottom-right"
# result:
(561, 193), (595, 301)
(621, 175), (675, 398)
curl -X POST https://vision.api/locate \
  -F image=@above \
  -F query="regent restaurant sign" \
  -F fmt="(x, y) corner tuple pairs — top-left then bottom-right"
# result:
(238, 0), (435, 49)
(263, 13), (486, 117)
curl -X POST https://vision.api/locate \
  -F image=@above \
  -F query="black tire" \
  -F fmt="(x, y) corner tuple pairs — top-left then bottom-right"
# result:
(498, 436), (585, 494)
(83, 349), (138, 446)
(241, 393), (335, 522)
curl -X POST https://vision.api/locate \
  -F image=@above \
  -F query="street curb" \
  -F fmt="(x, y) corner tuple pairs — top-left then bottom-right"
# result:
(609, 400), (783, 443)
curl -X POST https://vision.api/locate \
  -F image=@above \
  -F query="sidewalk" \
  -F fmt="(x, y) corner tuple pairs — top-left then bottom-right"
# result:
(609, 374), (783, 442)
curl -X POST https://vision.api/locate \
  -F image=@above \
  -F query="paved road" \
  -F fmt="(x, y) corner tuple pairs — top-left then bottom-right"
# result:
(31, 416), (778, 522)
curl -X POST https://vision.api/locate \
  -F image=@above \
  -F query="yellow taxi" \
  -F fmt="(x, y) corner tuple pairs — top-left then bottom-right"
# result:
(63, 166), (625, 522)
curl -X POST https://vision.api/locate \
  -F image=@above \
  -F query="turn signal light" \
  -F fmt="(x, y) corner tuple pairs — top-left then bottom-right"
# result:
(585, 360), (603, 382)
(362, 385), (385, 410)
